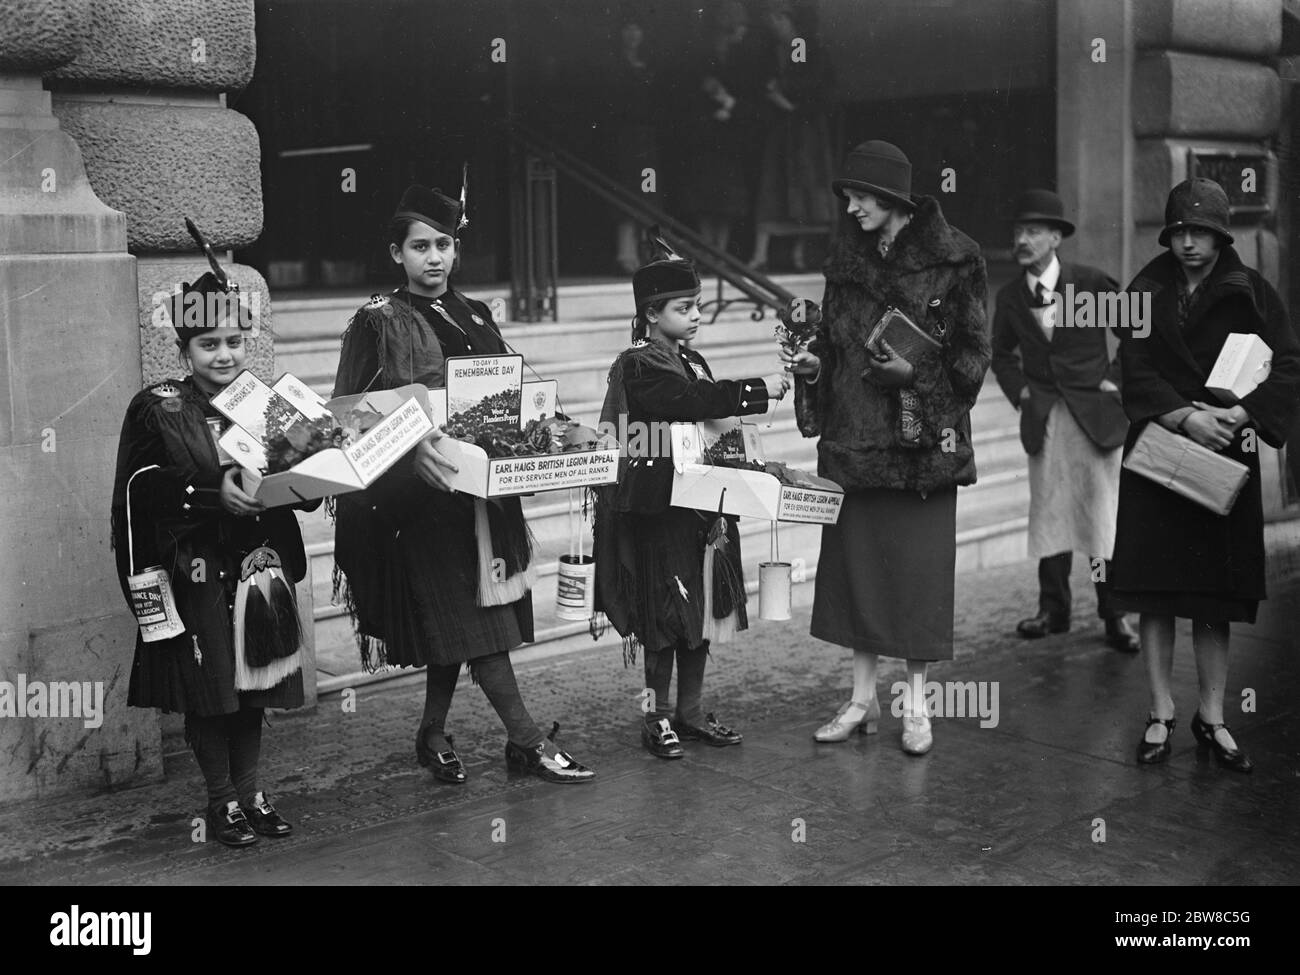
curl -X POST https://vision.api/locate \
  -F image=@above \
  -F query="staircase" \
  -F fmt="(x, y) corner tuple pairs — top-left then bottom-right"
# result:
(270, 271), (1029, 691)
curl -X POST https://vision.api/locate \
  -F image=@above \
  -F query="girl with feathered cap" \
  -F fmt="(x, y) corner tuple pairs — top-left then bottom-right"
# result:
(332, 183), (595, 785)
(110, 222), (308, 848)
(592, 238), (790, 759)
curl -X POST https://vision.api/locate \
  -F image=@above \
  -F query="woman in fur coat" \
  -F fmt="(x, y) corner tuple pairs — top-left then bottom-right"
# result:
(782, 140), (991, 755)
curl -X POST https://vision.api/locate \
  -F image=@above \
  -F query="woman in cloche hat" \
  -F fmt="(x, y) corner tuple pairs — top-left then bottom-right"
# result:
(781, 140), (992, 756)
(1112, 177), (1300, 773)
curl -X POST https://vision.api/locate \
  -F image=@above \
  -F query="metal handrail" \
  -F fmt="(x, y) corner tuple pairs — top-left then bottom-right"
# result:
(501, 119), (798, 322)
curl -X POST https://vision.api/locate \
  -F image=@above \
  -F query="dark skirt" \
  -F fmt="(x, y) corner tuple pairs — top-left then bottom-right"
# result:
(811, 487), (957, 660)
(1110, 591), (1257, 624)
(623, 507), (747, 656)
(335, 488), (532, 670)
(128, 624), (305, 718)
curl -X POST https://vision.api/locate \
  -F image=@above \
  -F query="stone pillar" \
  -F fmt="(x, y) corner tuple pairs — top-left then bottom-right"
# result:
(1, 2), (162, 802)
(1057, 0), (1136, 281)
(1, 0), (314, 804)
(47, 0), (318, 713)
(1058, 0), (1292, 518)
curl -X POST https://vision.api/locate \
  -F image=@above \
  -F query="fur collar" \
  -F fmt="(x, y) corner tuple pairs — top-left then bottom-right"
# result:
(824, 195), (982, 287)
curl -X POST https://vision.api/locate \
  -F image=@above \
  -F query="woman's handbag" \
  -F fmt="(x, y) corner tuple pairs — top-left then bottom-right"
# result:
(123, 466), (186, 642)
(1122, 422), (1249, 516)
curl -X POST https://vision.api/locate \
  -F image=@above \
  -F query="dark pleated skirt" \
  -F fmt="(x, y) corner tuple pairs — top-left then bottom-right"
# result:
(336, 489), (532, 669)
(624, 507), (747, 655)
(811, 487), (957, 660)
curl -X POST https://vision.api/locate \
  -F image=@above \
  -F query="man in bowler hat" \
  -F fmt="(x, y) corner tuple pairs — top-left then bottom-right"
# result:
(991, 189), (1140, 651)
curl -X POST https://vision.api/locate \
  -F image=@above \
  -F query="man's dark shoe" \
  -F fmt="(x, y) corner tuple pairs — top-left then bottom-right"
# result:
(209, 800), (258, 847)
(1016, 612), (1070, 638)
(1104, 616), (1141, 653)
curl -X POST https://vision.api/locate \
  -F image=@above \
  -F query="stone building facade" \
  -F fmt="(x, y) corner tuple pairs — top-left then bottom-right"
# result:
(0, 0), (1293, 803)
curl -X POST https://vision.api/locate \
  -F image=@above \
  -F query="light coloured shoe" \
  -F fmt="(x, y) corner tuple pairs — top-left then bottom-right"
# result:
(814, 699), (880, 742)
(901, 714), (933, 756)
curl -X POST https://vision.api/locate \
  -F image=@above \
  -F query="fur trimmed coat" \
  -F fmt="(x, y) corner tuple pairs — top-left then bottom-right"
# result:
(795, 196), (991, 493)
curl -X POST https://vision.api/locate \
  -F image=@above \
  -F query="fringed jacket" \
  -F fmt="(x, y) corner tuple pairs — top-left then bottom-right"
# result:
(110, 379), (309, 716)
(795, 196), (991, 493)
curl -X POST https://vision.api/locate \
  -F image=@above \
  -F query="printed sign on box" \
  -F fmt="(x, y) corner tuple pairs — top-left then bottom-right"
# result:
(214, 374), (434, 506)
(445, 354), (523, 429)
(669, 421), (844, 524)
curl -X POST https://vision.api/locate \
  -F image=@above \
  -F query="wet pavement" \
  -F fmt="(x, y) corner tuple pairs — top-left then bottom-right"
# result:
(2, 523), (1297, 886)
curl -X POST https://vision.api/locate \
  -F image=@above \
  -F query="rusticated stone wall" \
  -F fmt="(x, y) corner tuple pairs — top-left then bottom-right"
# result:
(1, 0), (308, 806)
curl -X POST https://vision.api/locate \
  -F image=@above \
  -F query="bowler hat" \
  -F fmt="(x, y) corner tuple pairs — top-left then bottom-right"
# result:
(831, 140), (915, 211)
(393, 183), (464, 237)
(1010, 189), (1075, 237)
(1159, 177), (1233, 247)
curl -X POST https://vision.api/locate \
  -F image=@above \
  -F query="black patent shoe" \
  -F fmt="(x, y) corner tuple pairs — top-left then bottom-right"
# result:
(1136, 715), (1176, 765)
(1016, 612), (1070, 639)
(641, 717), (684, 759)
(417, 727), (467, 785)
(209, 800), (258, 847)
(1191, 712), (1254, 774)
(242, 792), (293, 838)
(675, 712), (743, 747)
(504, 723), (596, 784)
(1104, 616), (1141, 653)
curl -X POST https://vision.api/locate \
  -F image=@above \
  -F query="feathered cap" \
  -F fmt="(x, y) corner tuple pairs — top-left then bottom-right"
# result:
(169, 218), (254, 343)
(393, 179), (467, 238)
(633, 227), (701, 309)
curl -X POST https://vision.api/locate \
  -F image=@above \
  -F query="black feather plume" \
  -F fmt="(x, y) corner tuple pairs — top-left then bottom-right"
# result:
(645, 225), (683, 262)
(184, 217), (230, 291)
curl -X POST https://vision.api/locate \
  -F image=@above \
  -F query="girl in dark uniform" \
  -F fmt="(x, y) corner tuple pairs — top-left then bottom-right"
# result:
(111, 268), (306, 848)
(332, 184), (594, 784)
(593, 252), (789, 758)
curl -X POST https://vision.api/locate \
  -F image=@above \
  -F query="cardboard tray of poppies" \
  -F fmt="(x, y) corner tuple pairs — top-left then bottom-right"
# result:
(669, 419), (845, 525)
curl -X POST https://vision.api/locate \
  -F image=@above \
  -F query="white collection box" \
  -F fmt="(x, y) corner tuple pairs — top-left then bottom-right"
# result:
(215, 377), (435, 507)
(424, 370), (620, 498)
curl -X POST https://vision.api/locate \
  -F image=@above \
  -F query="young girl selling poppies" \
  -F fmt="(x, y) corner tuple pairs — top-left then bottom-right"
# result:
(594, 249), (790, 758)
(112, 244), (308, 848)
(332, 183), (594, 785)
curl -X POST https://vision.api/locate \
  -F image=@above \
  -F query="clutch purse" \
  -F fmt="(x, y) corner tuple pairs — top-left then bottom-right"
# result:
(1121, 422), (1249, 516)
(866, 306), (942, 365)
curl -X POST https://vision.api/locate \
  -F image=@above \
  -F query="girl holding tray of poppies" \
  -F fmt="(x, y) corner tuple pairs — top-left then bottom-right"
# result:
(331, 183), (594, 785)
(111, 232), (308, 848)
(593, 242), (790, 759)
